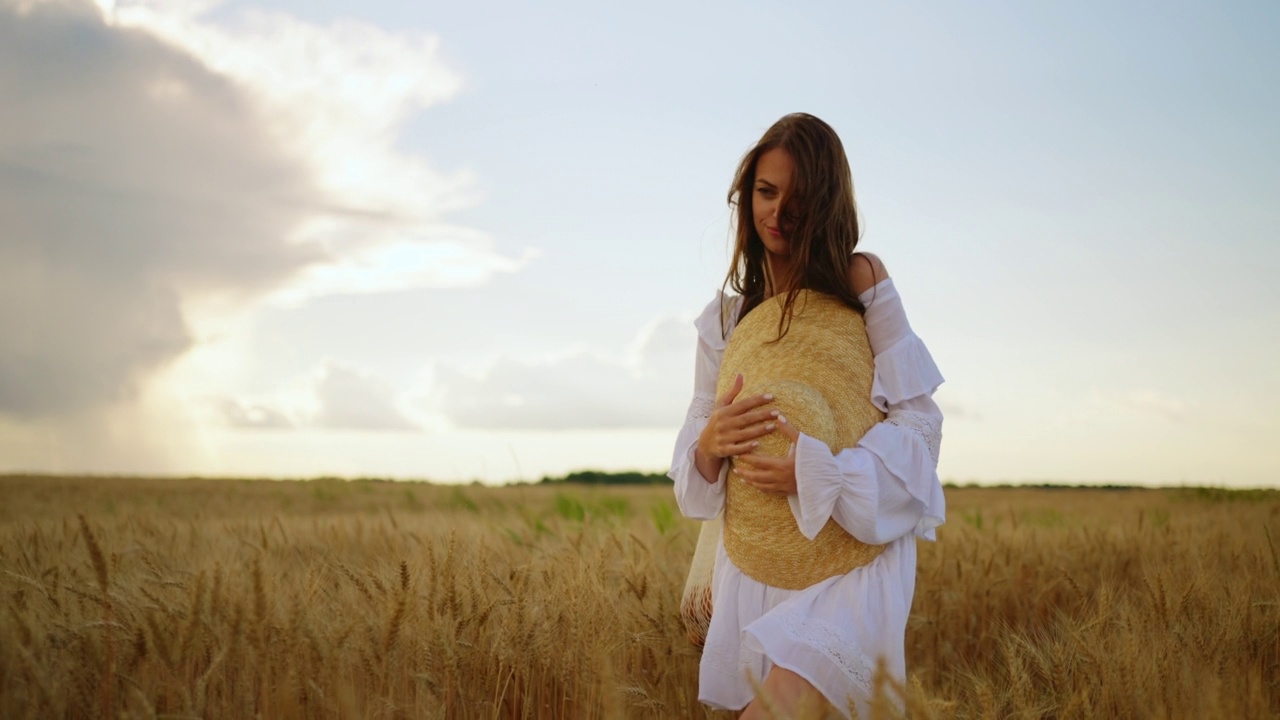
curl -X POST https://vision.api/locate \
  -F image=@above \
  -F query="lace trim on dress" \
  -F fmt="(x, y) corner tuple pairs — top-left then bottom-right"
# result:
(780, 614), (875, 699)
(885, 409), (941, 465)
(703, 641), (754, 683)
(688, 393), (716, 422)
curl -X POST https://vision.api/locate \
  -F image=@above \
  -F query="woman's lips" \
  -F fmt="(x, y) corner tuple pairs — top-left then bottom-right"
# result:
(766, 226), (782, 238)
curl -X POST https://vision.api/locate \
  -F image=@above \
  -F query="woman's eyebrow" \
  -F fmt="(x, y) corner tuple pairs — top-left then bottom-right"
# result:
(756, 179), (777, 188)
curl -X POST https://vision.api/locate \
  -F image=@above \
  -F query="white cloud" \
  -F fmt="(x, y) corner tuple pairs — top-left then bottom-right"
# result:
(433, 316), (696, 430)
(217, 397), (294, 429)
(0, 0), (515, 474)
(213, 363), (417, 432)
(0, 0), (319, 416)
(102, 0), (525, 295)
(269, 226), (539, 305)
(312, 363), (418, 431)
(936, 400), (981, 422)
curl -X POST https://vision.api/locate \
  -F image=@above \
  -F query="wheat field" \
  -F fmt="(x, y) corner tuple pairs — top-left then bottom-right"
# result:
(1, 475), (1276, 719)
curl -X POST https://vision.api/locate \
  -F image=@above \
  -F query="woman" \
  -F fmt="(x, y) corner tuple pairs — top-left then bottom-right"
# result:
(669, 113), (946, 718)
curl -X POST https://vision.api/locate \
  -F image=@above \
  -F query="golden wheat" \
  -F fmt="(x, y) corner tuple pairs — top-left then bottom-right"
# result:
(0, 476), (1276, 719)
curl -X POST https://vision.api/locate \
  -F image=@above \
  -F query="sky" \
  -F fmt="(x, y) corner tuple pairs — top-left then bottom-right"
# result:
(1, 0), (1276, 487)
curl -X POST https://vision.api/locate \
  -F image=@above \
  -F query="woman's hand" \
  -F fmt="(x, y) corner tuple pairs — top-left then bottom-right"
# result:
(735, 417), (802, 495)
(694, 374), (780, 483)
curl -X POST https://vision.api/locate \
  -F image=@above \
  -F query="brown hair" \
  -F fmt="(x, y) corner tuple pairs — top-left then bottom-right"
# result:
(723, 113), (865, 338)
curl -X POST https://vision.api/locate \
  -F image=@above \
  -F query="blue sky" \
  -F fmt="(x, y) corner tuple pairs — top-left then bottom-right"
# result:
(1, 0), (1276, 486)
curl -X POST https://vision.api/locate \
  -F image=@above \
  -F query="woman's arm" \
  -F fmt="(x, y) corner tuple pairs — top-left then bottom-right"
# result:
(669, 293), (778, 520)
(796, 255), (946, 542)
(668, 318), (729, 520)
(791, 392), (945, 543)
(735, 257), (947, 543)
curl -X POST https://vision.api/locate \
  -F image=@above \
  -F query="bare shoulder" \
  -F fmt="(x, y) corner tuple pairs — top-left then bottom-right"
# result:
(848, 251), (890, 296)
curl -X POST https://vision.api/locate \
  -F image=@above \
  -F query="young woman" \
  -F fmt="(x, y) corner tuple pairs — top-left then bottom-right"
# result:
(669, 113), (946, 718)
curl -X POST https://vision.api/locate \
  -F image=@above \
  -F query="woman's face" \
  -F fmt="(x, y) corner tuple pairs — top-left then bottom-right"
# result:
(752, 147), (795, 259)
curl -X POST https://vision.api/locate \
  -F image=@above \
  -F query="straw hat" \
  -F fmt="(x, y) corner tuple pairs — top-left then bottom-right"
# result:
(719, 290), (887, 590)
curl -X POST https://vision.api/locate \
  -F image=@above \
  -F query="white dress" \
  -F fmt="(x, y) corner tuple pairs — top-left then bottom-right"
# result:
(668, 278), (946, 717)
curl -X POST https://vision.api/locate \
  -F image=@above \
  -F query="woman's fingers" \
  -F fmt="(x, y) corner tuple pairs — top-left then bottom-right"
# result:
(706, 430), (761, 460)
(726, 421), (777, 443)
(716, 373), (745, 408)
(715, 423), (787, 457)
(734, 453), (796, 494)
(725, 392), (775, 417)
(735, 468), (784, 492)
(716, 410), (793, 452)
(737, 454), (785, 474)
(728, 406), (780, 429)
(706, 380), (800, 459)
(721, 440), (760, 456)
(727, 408), (790, 440)
(715, 399), (778, 437)
(774, 415), (799, 442)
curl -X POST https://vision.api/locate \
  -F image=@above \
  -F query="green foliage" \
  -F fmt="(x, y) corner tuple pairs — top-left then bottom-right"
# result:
(448, 487), (479, 513)
(1145, 507), (1170, 528)
(1173, 486), (1278, 503)
(538, 470), (671, 486)
(1267, 526), (1280, 577)
(311, 482), (339, 503)
(1021, 508), (1064, 527)
(554, 492), (586, 522)
(960, 508), (983, 530)
(402, 488), (423, 511)
(597, 497), (630, 519)
(650, 500), (677, 535)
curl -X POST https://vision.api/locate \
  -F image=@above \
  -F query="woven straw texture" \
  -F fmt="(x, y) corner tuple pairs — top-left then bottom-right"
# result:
(719, 290), (887, 590)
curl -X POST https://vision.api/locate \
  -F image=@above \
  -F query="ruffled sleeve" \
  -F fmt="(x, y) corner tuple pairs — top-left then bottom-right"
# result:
(788, 278), (947, 542)
(668, 291), (739, 520)
(861, 279), (945, 411)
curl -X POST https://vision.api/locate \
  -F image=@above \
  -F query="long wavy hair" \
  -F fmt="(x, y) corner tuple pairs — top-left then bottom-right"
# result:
(723, 113), (865, 338)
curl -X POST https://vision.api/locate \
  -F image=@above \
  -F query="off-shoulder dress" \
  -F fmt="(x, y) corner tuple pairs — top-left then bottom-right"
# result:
(668, 277), (946, 717)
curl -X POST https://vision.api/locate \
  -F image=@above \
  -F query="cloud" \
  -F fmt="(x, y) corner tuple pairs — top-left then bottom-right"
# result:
(102, 0), (526, 300)
(434, 317), (696, 430)
(217, 397), (294, 429)
(0, 0), (319, 417)
(269, 227), (539, 306)
(937, 401), (981, 422)
(105, 0), (465, 208)
(0, 0), (519, 424)
(313, 364), (417, 431)
(211, 362), (416, 432)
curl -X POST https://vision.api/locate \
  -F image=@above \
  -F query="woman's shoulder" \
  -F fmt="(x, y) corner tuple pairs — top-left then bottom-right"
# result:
(847, 251), (890, 297)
